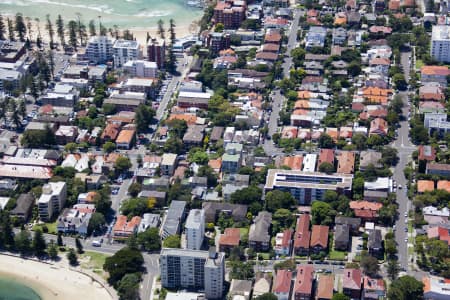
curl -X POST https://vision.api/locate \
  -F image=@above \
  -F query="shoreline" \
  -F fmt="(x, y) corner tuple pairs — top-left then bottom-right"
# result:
(0, 254), (114, 300)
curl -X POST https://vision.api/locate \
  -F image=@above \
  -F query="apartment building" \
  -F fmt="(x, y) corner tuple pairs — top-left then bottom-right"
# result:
(85, 36), (114, 64)
(113, 39), (141, 67)
(265, 169), (353, 205)
(123, 60), (158, 78)
(431, 25), (450, 63)
(38, 182), (67, 221)
(112, 215), (142, 240)
(147, 38), (166, 69)
(213, 0), (246, 29)
(159, 247), (225, 299)
(185, 209), (205, 250)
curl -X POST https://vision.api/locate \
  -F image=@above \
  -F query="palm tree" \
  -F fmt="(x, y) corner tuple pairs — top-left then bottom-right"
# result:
(9, 100), (22, 129)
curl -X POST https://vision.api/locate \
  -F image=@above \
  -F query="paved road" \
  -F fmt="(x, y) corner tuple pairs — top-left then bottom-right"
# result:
(263, 9), (302, 156)
(392, 51), (415, 271)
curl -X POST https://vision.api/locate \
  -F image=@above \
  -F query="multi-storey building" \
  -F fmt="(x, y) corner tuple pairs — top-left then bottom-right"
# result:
(147, 38), (166, 69)
(85, 36), (114, 64)
(185, 209), (205, 250)
(213, 0), (246, 29)
(159, 247), (224, 299)
(123, 60), (158, 78)
(113, 39), (141, 67)
(264, 169), (353, 205)
(431, 26), (450, 63)
(38, 182), (67, 221)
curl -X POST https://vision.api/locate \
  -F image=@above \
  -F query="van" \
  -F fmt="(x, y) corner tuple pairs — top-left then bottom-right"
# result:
(92, 240), (101, 247)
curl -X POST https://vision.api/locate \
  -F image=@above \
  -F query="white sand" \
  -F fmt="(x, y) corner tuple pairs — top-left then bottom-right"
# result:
(0, 255), (113, 300)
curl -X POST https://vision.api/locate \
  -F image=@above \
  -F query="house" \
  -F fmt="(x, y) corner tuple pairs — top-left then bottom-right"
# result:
(332, 27), (347, 45)
(294, 265), (314, 300)
(210, 126), (224, 143)
(219, 228), (240, 252)
(116, 128), (135, 150)
(350, 201), (382, 221)
(316, 275), (334, 300)
(335, 216), (361, 233)
(161, 200), (186, 239)
(55, 126), (78, 144)
(229, 279), (253, 300)
(368, 229), (383, 258)
(337, 151), (355, 174)
(273, 270), (292, 300)
(10, 193), (34, 221)
(177, 91), (211, 109)
(369, 118), (388, 136)
(253, 273), (272, 299)
(310, 225), (329, 253)
(359, 151), (382, 171)
(306, 27), (327, 50)
(343, 268), (362, 299)
(363, 276), (385, 300)
(334, 224), (350, 251)
(317, 149), (335, 170)
(421, 66), (450, 85)
(418, 145), (436, 161)
(294, 214), (311, 255)
(281, 155), (303, 170)
(426, 162), (450, 177)
(364, 190), (388, 202)
(222, 143), (243, 173)
(423, 276), (450, 300)
(113, 215), (142, 240)
(274, 229), (293, 256)
(101, 123), (120, 142)
(249, 211), (272, 251)
(427, 226), (450, 246)
(202, 202), (248, 222)
(138, 213), (161, 232)
(161, 153), (178, 176)
(57, 204), (95, 236)
(183, 125), (205, 147)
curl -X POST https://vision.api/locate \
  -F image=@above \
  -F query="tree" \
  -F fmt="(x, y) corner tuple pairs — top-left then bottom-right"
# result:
(367, 134), (383, 148)
(352, 133), (367, 150)
(137, 228), (161, 252)
(120, 198), (148, 217)
(57, 233), (63, 246)
(388, 276), (424, 300)
(157, 19), (165, 40)
(67, 248), (78, 266)
(135, 104), (155, 132)
(230, 186), (262, 205)
(15, 13), (27, 41)
(88, 212), (106, 235)
(215, 23), (224, 32)
(88, 20), (96, 37)
(188, 149), (209, 165)
(7, 18), (14, 41)
(319, 162), (335, 174)
(387, 259), (400, 280)
(32, 229), (47, 257)
(75, 237), (84, 254)
(56, 15), (65, 46)
(103, 141), (116, 153)
(15, 229), (31, 255)
(229, 261), (254, 280)
(265, 190), (295, 212)
(163, 137), (183, 154)
(311, 201), (333, 225)
(163, 235), (181, 248)
(21, 124), (56, 148)
(360, 254), (380, 276)
(318, 134), (335, 149)
(68, 20), (78, 49)
(197, 165), (218, 188)
(114, 156), (132, 174)
(48, 240), (58, 260)
(128, 182), (142, 197)
(255, 293), (277, 300)
(381, 147), (399, 166)
(117, 273), (141, 300)
(332, 293), (350, 300)
(393, 73), (407, 91)
(46, 14), (55, 49)
(273, 208), (295, 230)
(103, 247), (144, 286)
(0, 15), (6, 40)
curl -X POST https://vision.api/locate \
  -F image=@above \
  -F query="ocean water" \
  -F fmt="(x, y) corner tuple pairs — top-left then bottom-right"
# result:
(0, 276), (41, 300)
(0, 0), (203, 30)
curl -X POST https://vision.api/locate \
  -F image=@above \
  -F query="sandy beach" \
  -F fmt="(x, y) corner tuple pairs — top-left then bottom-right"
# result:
(0, 254), (113, 300)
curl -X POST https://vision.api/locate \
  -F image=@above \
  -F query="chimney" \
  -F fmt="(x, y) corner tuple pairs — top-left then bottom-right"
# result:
(208, 246), (217, 259)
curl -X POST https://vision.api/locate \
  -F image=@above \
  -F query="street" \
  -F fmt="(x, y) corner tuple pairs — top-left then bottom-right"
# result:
(391, 51), (416, 271)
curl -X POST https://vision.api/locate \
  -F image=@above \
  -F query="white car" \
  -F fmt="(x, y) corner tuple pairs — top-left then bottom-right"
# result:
(404, 212), (408, 217)
(404, 238), (408, 243)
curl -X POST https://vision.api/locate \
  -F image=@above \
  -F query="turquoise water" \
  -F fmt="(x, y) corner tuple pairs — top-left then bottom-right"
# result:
(0, 275), (41, 300)
(0, 0), (202, 29)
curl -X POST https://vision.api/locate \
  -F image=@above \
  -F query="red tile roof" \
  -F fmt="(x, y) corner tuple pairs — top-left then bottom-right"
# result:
(294, 265), (314, 296)
(343, 268), (362, 290)
(417, 180), (435, 193)
(421, 66), (450, 76)
(318, 149), (335, 168)
(317, 275), (334, 299)
(282, 155), (303, 170)
(310, 225), (329, 248)
(437, 180), (450, 193)
(273, 270), (292, 293)
(219, 228), (241, 247)
(294, 214), (311, 249)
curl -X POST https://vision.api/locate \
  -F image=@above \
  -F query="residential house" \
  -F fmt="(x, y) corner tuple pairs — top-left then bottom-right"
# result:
(368, 229), (383, 258)
(202, 202), (248, 223)
(57, 204), (95, 236)
(294, 214), (311, 256)
(249, 211), (272, 251)
(253, 273), (272, 299)
(183, 125), (205, 147)
(10, 193), (34, 221)
(101, 123), (120, 142)
(55, 126), (78, 144)
(161, 153), (178, 176)
(273, 270), (292, 300)
(317, 149), (335, 170)
(421, 66), (450, 85)
(294, 265), (314, 300)
(317, 275), (334, 300)
(343, 268), (362, 299)
(337, 151), (356, 174)
(350, 201), (383, 221)
(116, 128), (135, 150)
(426, 162), (450, 177)
(229, 279), (252, 300)
(427, 226), (450, 246)
(417, 180), (435, 193)
(332, 27), (347, 45)
(359, 151), (382, 171)
(222, 143), (243, 173)
(310, 225), (329, 253)
(274, 229), (293, 256)
(369, 118), (388, 136)
(219, 228), (241, 252)
(423, 276), (450, 300)
(363, 276), (385, 300)
(113, 215), (142, 240)
(335, 216), (361, 233)
(305, 27), (327, 50)
(334, 224), (350, 251)
(138, 213), (161, 232)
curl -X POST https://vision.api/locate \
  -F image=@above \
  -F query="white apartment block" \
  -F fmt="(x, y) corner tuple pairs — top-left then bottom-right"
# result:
(113, 39), (141, 67)
(123, 60), (158, 78)
(159, 248), (225, 299)
(38, 181), (67, 221)
(185, 209), (205, 250)
(86, 36), (114, 64)
(431, 25), (450, 63)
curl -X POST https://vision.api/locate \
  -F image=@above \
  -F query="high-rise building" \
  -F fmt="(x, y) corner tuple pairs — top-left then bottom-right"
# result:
(431, 25), (450, 63)
(113, 39), (141, 67)
(185, 209), (205, 250)
(38, 182), (67, 221)
(147, 38), (166, 69)
(213, 0), (246, 29)
(159, 247), (224, 299)
(85, 36), (114, 64)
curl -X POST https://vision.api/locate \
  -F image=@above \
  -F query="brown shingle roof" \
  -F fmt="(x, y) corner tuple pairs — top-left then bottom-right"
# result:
(310, 225), (329, 248)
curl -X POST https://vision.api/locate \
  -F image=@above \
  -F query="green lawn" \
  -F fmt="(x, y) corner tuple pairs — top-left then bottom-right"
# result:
(33, 221), (58, 235)
(329, 250), (346, 261)
(258, 252), (271, 260)
(416, 59), (424, 69)
(80, 251), (111, 275)
(239, 227), (249, 237)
